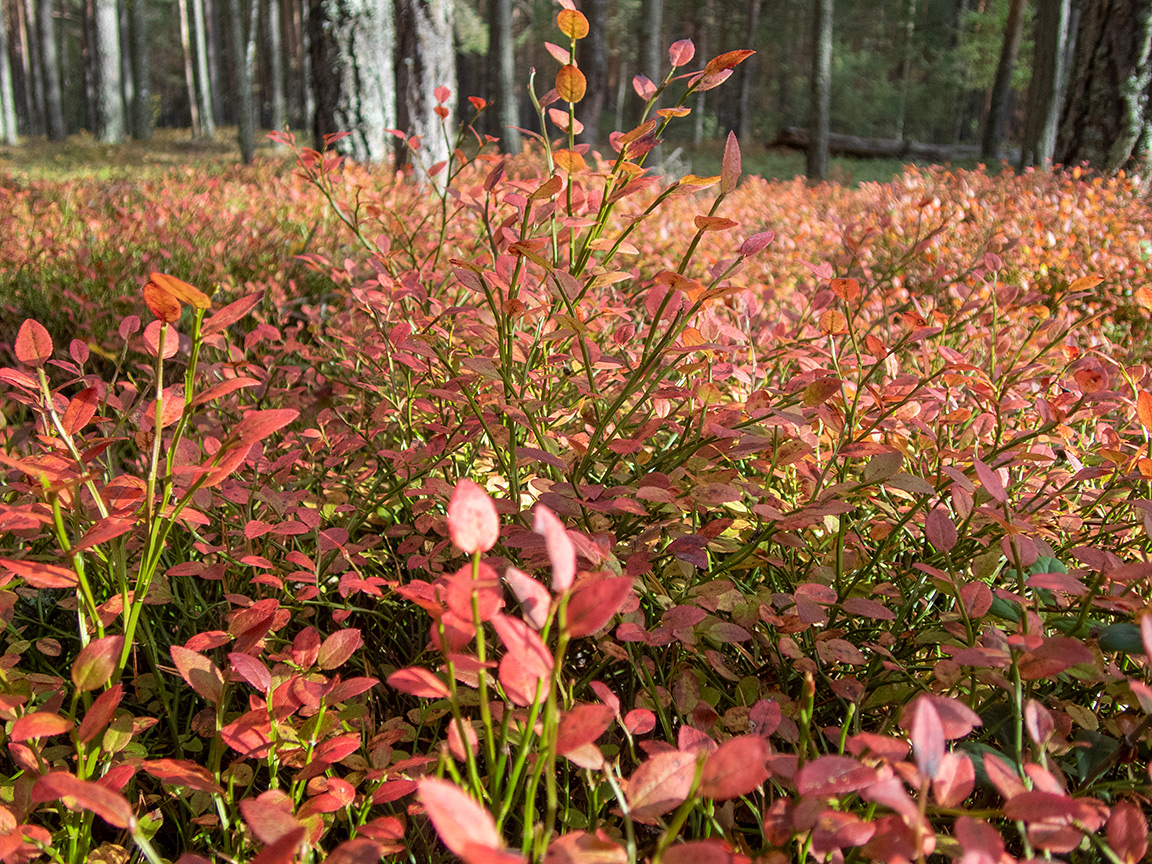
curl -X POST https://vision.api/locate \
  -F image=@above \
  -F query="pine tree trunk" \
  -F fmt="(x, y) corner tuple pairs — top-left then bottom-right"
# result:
(980, 0), (1026, 161)
(229, 0), (257, 162)
(192, 0), (215, 136)
(1057, 0), (1152, 171)
(400, 0), (454, 185)
(807, 0), (832, 182)
(737, 0), (761, 144)
(94, 0), (125, 142)
(310, 0), (395, 162)
(894, 0), (916, 142)
(16, 0), (46, 136)
(118, 0), (132, 134)
(578, 0), (606, 149)
(0, 0), (19, 143)
(38, 0), (63, 138)
(692, 0), (710, 147)
(488, 0), (519, 153)
(266, 0), (285, 132)
(130, 0), (150, 138)
(299, 0), (314, 132)
(1020, 0), (1070, 167)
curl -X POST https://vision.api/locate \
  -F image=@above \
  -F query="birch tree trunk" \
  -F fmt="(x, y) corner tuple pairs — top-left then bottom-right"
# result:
(807, 0), (832, 182)
(94, 0), (125, 142)
(16, 0), (45, 136)
(578, 0), (606, 148)
(118, 0), (132, 134)
(400, 0), (454, 185)
(38, 0), (63, 138)
(737, 0), (761, 144)
(310, 0), (395, 162)
(177, 0), (200, 136)
(266, 0), (285, 132)
(192, 0), (215, 136)
(639, 0), (662, 83)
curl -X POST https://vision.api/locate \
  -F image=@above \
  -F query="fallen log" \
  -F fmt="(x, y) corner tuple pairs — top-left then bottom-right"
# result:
(769, 126), (1019, 165)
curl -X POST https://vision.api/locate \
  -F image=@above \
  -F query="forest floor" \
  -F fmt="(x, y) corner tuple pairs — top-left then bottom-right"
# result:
(0, 127), (964, 184)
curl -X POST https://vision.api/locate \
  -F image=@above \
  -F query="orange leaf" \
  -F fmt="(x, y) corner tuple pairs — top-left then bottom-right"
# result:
(703, 49), (754, 75)
(15, 320), (53, 367)
(1138, 390), (1152, 431)
(556, 9), (589, 39)
(149, 272), (211, 309)
(556, 65), (587, 103)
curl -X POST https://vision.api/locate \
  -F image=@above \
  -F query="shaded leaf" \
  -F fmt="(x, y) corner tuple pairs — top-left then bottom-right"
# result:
(699, 735), (770, 800)
(32, 772), (134, 829)
(626, 751), (698, 818)
(72, 635), (125, 692)
(170, 645), (224, 704)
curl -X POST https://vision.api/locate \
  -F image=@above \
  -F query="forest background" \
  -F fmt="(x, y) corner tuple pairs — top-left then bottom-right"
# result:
(0, 0), (1148, 182)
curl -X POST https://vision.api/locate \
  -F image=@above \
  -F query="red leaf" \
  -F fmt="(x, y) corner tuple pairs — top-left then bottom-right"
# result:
(141, 759), (225, 794)
(229, 652), (272, 693)
(632, 75), (656, 101)
(499, 653), (550, 706)
(15, 320), (53, 367)
(720, 131), (741, 194)
(318, 628), (362, 671)
(663, 840), (748, 864)
(77, 684), (123, 743)
(973, 458), (1007, 503)
(627, 751), (698, 818)
(932, 752), (975, 808)
(504, 567), (551, 629)
(545, 830), (627, 864)
(143, 281), (183, 323)
(448, 479), (500, 555)
(1108, 800), (1149, 864)
(72, 635), (124, 692)
(61, 387), (99, 434)
(240, 792), (303, 844)
(910, 696), (945, 780)
(387, 667), (451, 699)
(925, 508), (957, 552)
(668, 38), (695, 67)
(534, 505), (575, 592)
(434, 85), (451, 104)
(32, 772), (134, 829)
(326, 838), (387, 864)
(566, 576), (633, 638)
(202, 291), (264, 336)
(624, 708), (655, 735)
(11, 711), (73, 741)
(1003, 790), (1097, 823)
(0, 557), (77, 589)
(899, 695), (982, 739)
(250, 828), (307, 864)
(738, 231), (774, 257)
(492, 613), (553, 678)
(170, 645), (224, 704)
(699, 735), (770, 800)
(955, 816), (1005, 863)
(232, 409), (299, 445)
(418, 778), (502, 858)
(556, 704), (615, 755)
(73, 517), (135, 552)
(795, 755), (877, 797)
(703, 50), (754, 75)
(1017, 636), (1094, 680)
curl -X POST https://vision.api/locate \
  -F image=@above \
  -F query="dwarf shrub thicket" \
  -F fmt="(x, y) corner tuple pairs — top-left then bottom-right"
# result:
(2, 4), (1152, 864)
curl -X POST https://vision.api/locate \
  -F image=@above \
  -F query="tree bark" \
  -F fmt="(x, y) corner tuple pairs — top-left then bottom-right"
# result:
(229, 0), (257, 162)
(894, 0), (916, 141)
(129, 0), (149, 137)
(266, 0), (285, 131)
(310, 0), (395, 162)
(0, 0), (18, 143)
(15, 0), (45, 136)
(38, 0), (63, 138)
(692, 0), (710, 147)
(399, 0), (454, 185)
(118, 0), (132, 134)
(807, 0), (832, 182)
(639, 0), (662, 83)
(488, 0), (519, 152)
(980, 0), (1026, 161)
(192, 0), (215, 136)
(177, 0), (200, 135)
(1020, 0), (1070, 167)
(737, 0), (761, 144)
(1057, 0), (1152, 171)
(94, 0), (125, 142)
